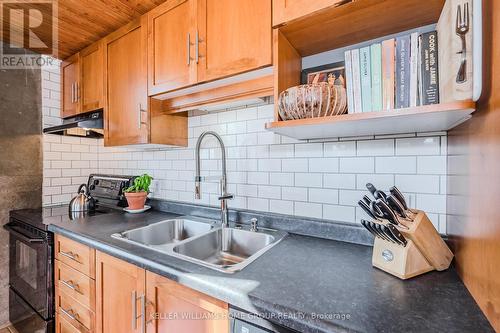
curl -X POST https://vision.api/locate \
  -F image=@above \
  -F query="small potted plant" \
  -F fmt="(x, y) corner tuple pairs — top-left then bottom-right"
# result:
(123, 174), (153, 210)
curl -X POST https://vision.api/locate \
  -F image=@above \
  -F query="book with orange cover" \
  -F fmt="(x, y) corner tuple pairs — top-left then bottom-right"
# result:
(382, 38), (395, 110)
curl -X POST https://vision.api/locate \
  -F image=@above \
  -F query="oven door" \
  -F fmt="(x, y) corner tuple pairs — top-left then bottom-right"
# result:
(5, 220), (53, 320)
(9, 288), (54, 333)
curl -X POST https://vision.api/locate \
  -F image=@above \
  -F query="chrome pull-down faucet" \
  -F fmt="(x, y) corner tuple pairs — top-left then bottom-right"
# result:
(195, 131), (233, 228)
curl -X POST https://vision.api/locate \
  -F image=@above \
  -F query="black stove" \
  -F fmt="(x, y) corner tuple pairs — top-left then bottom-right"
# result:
(6, 174), (136, 333)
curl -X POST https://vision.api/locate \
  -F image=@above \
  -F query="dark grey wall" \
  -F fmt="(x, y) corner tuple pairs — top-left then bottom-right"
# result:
(0, 43), (42, 326)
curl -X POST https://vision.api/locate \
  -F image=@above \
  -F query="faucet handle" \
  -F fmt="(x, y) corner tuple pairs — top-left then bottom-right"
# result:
(250, 218), (258, 232)
(218, 193), (234, 200)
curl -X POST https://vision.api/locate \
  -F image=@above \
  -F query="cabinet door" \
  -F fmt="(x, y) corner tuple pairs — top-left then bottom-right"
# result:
(272, 0), (345, 26)
(145, 271), (229, 333)
(61, 53), (80, 118)
(148, 0), (197, 95)
(197, 0), (272, 82)
(96, 251), (146, 333)
(104, 18), (148, 146)
(80, 41), (104, 113)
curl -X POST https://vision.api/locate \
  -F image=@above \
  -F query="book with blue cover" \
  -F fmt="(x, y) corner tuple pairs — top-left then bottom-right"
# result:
(345, 50), (355, 113)
(370, 43), (382, 111)
(359, 46), (372, 112)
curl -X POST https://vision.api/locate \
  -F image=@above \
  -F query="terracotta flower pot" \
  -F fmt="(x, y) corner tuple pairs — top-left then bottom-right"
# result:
(124, 191), (147, 210)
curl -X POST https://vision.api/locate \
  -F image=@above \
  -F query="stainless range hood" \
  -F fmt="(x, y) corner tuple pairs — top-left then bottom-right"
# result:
(43, 110), (104, 138)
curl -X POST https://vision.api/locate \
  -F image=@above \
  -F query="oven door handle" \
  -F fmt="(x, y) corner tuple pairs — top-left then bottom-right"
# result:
(3, 224), (44, 243)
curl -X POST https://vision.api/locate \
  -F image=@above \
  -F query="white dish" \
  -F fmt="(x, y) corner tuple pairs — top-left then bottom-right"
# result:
(123, 205), (151, 214)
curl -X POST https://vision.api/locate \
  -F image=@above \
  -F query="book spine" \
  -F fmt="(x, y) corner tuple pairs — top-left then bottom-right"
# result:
(420, 31), (440, 105)
(370, 43), (382, 111)
(381, 39), (395, 110)
(360, 46), (372, 112)
(395, 35), (411, 109)
(351, 48), (362, 113)
(345, 50), (355, 114)
(410, 32), (419, 107)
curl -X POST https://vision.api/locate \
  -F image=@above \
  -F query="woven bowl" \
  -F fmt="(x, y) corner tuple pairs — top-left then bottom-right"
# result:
(278, 83), (347, 121)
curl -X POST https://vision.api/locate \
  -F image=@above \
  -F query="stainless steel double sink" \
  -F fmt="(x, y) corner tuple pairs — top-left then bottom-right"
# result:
(111, 216), (287, 273)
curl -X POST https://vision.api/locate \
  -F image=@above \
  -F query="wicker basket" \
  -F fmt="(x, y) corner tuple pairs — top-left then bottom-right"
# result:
(278, 82), (347, 121)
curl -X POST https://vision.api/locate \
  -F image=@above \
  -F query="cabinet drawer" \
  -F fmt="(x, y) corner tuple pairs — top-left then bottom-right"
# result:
(56, 312), (83, 333)
(56, 291), (94, 333)
(55, 235), (95, 278)
(55, 260), (95, 310)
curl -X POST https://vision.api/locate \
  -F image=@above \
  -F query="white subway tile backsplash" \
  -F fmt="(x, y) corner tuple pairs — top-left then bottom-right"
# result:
(282, 187), (307, 201)
(269, 199), (293, 215)
(376, 156), (417, 174)
(324, 174), (356, 189)
(395, 175), (441, 194)
(309, 158), (339, 173)
(282, 159), (308, 172)
(417, 156), (446, 174)
(339, 157), (374, 173)
(323, 205), (356, 223)
(295, 173), (322, 188)
(357, 139), (394, 156)
(309, 188), (339, 205)
(269, 173), (294, 186)
(42, 64), (448, 231)
(396, 137), (441, 155)
(295, 143), (323, 157)
(295, 202), (322, 219)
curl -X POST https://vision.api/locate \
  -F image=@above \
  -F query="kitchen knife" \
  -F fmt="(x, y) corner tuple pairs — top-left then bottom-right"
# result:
(386, 194), (410, 220)
(390, 186), (419, 215)
(358, 200), (378, 220)
(369, 221), (392, 242)
(373, 221), (395, 243)
(383, 223), (408, 247)
(366, 183), (388, 202)
(377, 223), (400, 244)
(362, 195), (372, 206)
(361, 220), (378, 238)
(375, 199), (409, 229)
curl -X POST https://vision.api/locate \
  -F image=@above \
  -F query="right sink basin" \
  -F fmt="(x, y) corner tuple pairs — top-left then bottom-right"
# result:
(172, 227), (287, 273)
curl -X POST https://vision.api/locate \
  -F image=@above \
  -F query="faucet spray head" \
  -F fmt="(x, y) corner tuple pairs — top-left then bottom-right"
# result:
(195, 181), (201, 199)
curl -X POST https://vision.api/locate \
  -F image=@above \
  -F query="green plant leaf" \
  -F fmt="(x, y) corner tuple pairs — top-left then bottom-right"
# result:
(124, 174), (153, 193)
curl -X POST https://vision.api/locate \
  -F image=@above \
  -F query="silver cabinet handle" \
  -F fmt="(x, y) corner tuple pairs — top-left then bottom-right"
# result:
(140, 294), (146, 333)
(76, 81), (79, 101)
(131, 291), (146, 332)
(71, 82), (74, 103)
(61, 279), (81, 294)
(60, 307), (77, 321)
(187, 32), (191, 66)
(59, 250), (79, 262)
(195, 30), (199, 64)
(138, 103), (147, 129)
(132, 291), (137, 330)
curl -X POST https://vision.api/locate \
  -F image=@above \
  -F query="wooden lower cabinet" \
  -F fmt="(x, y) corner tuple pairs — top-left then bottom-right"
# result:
(145, 271), (229, 333)
(94, 250), (229, 333)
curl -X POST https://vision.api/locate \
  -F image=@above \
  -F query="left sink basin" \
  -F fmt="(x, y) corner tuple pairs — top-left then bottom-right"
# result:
(112, 218), (214, 247)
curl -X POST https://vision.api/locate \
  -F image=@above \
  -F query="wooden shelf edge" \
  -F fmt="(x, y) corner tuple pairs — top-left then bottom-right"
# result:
(265, 100), (476, 140)
(266, 101), (476, 129)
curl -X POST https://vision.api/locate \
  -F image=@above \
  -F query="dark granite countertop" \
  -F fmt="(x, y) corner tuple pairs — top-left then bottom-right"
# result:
(13, 207), (492, 333)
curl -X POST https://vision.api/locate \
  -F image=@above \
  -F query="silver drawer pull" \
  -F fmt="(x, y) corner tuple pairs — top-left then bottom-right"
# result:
(59, 250), (79, 262)
(61, 279), (81, 294)
(60, 307), (78, 321)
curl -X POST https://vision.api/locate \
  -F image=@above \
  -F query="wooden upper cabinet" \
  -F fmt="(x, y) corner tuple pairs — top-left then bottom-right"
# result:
(104, 18), (149, 146)
(197, 0), (272, 82)
(61, 53), (80, 118)
(96, 251), (146, 333)
(145, 271), (229, 333)
(148, 0), (197, 95)
(272, 0), (345, 27)
(80, 41), (104, 113)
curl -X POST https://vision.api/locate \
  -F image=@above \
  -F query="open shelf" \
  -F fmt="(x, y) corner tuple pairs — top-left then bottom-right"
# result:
(278, 0), (446, 56)
(265, 101), (475, 140)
